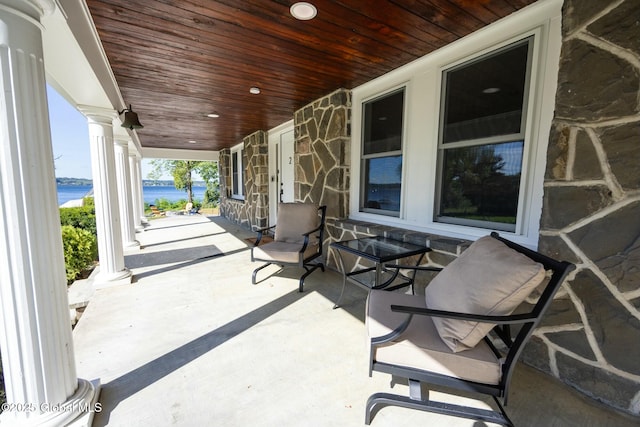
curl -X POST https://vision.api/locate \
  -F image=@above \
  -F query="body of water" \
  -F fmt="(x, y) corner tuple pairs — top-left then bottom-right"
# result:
(57, 184), (206, 206)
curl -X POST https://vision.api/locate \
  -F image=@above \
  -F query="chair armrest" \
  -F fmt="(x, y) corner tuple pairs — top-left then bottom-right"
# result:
(254, 224), (276, 234)
(298, 223), (323, 252)
(370, 313), (414, 346)
(253, 225), (276, 246)
(390, 305), (537, 325)
(301, 223), (322, 237)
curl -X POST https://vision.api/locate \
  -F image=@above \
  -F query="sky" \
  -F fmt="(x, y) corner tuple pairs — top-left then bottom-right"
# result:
(47, 84), (170, 180)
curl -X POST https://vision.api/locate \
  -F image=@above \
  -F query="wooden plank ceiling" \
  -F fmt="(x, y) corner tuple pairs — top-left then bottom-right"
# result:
(85, 0), (537, 152)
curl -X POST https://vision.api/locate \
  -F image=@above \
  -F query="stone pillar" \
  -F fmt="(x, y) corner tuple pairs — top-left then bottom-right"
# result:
(0, 1), (99, 425)
(530, 0), (640, 415)
(129, 153), (144, 229)
(294, 89), (351, 218)
(81, 106), (132, 285)
(114, 137), (139, 247)
(245, 131), (268, 229)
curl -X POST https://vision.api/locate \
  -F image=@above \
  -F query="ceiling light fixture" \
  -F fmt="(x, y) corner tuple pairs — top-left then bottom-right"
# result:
(207, 113), (220, 118)
(290, 2), (317, 20)
(249, 87), (261, 95)
(188, 140), (197, 144)
(117, 104), (144, 130)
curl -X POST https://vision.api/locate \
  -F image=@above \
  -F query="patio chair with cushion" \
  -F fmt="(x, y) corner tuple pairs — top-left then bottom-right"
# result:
(184, 202), (198, 215)
(365, 232), (575, 426)
(149, 205), (165, 217)
(251, 203), (327, 292)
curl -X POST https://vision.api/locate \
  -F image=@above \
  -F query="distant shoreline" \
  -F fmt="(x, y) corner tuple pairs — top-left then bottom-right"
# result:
(57, 182), (207, 206)
(56, 177), (206, 186)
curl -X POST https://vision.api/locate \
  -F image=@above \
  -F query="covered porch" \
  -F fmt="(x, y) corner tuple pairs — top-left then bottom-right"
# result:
(1, 0), (639, 425)
(73, 214), (636, 426)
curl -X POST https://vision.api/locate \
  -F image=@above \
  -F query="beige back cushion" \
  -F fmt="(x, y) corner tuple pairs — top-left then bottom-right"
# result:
(425, 235), (545, 353)
(274, 203), (319, 244)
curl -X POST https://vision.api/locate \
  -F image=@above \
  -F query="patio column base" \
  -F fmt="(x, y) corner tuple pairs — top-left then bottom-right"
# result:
(124, 239), (141, 248)
(0, 379), (101, 427)
(93, 266), (132, 289)
(65, 379), (102, 427)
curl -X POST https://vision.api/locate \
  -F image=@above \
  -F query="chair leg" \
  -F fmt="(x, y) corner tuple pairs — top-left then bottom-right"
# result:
(252, 263), (273, 284)
(299, 262), (324, 292)
(365, 392), (514, 426)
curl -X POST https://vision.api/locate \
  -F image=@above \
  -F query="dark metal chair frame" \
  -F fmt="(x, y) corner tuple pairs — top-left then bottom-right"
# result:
(251, 205), (327, 292)
(366, 232), (576, 425)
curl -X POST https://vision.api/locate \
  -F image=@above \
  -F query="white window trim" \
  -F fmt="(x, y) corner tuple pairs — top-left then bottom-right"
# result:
(230, 142), (245, 200)
(360, 86), (408, 217)
(349, 0), (563, 248)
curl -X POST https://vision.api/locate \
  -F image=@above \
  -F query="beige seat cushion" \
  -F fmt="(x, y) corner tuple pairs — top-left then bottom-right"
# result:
(366, 290), (502, 385)
(274, 203), (319, 244)
(252, 241), (319, 264)
(425, 235), (545, 353)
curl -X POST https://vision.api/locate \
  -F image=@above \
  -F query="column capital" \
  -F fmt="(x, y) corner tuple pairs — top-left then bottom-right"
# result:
(113, 136), (131, 147)
(0, 0), (55, 20)
(77, 105), (118, 124)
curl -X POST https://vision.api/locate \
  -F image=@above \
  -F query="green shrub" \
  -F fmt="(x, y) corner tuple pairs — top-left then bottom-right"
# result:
(82, 196), (95, 208)
(204, 187), (219, 208)
(59, 206), (96, 235)
(61, 225), (97, 284)
(152, 198), (201, 211)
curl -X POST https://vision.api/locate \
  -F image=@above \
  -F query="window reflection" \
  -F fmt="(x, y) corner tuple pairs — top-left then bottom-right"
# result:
(439, 141), (523, 229)
(364, 156), (402, 213)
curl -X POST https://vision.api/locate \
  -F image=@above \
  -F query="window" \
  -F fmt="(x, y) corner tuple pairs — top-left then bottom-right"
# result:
(360, 88), (405, 216)
(230, 143), (245, 199)
(436, 38), (533, 232)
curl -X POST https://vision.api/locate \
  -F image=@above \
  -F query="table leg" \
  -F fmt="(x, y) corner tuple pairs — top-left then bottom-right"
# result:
(375, 262), (382, 288)
(409, 252), (427, 294)
(333, 249), (348, 309)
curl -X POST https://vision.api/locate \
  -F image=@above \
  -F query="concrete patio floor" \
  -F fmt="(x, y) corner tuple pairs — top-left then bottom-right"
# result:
(72, 214), (639, 427)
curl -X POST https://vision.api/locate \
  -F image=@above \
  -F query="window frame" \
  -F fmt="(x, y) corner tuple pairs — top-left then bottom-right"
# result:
(434, 37), (534, 232)
(230, 142), (245, 200)
(359, 87), (407, 217)
(348, 0), (563, 248)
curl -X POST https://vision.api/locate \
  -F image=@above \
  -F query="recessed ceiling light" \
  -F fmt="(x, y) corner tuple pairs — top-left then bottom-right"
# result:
(206, 113), (220, 118)
(249, 87), (261, 95)
(290, 2), (317, 20)
(188, 140), (197, 144)
(482, 87), (501, 94)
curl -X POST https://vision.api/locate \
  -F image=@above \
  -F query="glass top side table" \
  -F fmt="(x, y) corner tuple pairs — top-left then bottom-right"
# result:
(330, 236), (431, 308)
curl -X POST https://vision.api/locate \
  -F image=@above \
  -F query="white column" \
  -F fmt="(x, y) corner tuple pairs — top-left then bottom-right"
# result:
(0, 1), (98, 425)
(114, 137), (139, 247)
(137, 158), (148, 223)
(129, 153), (144, 229)
(81, 107), (132, 285)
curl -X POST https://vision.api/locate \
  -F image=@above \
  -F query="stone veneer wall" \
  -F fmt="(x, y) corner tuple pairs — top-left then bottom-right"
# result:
(219, 131), (269, 230)
(293, 89), (351, 222)
(524, 0), (640, 416)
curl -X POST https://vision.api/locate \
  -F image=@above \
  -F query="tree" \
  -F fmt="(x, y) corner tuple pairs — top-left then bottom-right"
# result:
(195, 161), (220, 207)
(148, 159), (219, 206)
